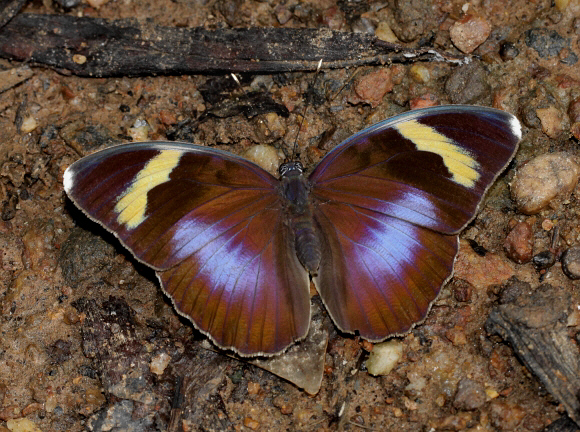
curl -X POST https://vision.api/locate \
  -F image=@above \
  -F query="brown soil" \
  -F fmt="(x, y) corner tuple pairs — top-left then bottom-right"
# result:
(1, 0), (580, 431)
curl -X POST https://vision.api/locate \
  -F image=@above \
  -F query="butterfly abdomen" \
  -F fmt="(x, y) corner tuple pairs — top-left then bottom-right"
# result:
(279, 162), (321, 273)
(292, 214), (321, 273)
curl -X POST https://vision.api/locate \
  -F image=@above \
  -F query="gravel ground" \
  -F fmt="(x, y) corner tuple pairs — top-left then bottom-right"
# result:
(1, 0), (580, 431)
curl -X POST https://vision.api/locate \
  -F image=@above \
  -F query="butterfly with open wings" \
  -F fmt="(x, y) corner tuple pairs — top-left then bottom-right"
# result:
(64, 105), (521, 356)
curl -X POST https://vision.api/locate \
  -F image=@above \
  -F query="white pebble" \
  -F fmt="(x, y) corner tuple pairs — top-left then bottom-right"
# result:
(511, 152), (580, 214)
(6, 418), (42, 432)
(20, 116), (38, 134)
(128, 119), (151, 142)
(242, 144), (282, 176)
(150, 352), (171, 375)
(366, 340), (403, 376)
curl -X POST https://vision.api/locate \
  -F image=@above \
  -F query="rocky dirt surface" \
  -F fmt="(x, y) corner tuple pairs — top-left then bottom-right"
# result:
(1, 0), (580, 431)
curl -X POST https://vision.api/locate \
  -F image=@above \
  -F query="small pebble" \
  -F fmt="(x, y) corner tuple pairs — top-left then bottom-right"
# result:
(149, 352), (171, 375)
(0, 406), (20, 422)
(445, 326), (467, 345)
(72, 54), (86, 65)
(409, 93), (438, 110)
(351, 17), (374, 35)
(525, 28), (578, 64)
(127, 119), (151, 141)
(541, 219), (555, 231)
(486, 387), (500, 399)
(242, 144), (282, 176)
(86, 0), (109, 7)
(63, 308), (81, 325)
(365, 340), (403, 376)
(550, 10), (564, 24)
(24, 343), (47, 367)
(445, 61), (490, 104)
(375, 21), (399, 43)
(294, 409), (314, 423)
(532, 250), (556, 270)
(61, 85), (75, 101)
(54, 0), (81, 8)
(258, 113), (286, 141)
(555, 0), (570, 10)
(567, 307), (580, 326)
(572, 123), (580, 141)
(454, 239), (515, 288)
(453, 279), (473, 302)
(321, 6), (345, 30)
(405, 371), (427, 394)
(504, 221), (533, 264)
(432, 412), (473, 430)
(453, 378), (486, 410)
(490, 402), (526, 430)
(568, 98), (580, 122)
(20, 116), (38, 134)
(247, 382), (261, 395)
(561, 246), (580, 279)
(536, 106), (566, 138)
(409, 64), (430, 84)
(85, 387), (107, 406)
(350, 68), (393, 108)
(390, 64), (406, 85)
(511, 152), (580, 214)
(274, 5), (293, 25)
(158, 110), (177, 126)
(403, 397), (418, 411)
(44, 396), (57, 413)
(21, 403), (43, 417)
(449, 14), (491, 54)
(243, 417), (260, 430)
(272, 396), (293, 414)
(499, 279), (532, 304)
(6, 418), (42, 432)
(361, 340), (374, 352)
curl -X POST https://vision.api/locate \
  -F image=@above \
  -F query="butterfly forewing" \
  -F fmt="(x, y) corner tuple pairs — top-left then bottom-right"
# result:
(309, 106), (521, 338)
(64, 142), (311, 356)
(310, 106), (521, 234)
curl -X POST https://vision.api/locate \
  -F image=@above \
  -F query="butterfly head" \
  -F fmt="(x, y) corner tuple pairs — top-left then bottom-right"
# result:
(279, 161), (304, 178)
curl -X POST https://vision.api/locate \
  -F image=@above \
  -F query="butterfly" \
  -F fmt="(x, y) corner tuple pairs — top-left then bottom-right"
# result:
(63, 105), (521, 356)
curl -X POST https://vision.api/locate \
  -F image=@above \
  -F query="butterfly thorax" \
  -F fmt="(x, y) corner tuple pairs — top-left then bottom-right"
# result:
(279, 161), (321, 274)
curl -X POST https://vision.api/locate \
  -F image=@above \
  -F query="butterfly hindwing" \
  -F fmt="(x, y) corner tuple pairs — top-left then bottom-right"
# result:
(313, 202), (458, 340)
(158, 209), (310, 355)
(64, 142), (311, 356)
(309, 106), (521, 338)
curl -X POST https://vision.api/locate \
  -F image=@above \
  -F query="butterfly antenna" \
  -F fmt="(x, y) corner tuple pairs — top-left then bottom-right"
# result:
(231, 73), (276, 136)
(230, 73), (253, 109)
(290, 59), (323, 161)
(328, 66), (363, 102)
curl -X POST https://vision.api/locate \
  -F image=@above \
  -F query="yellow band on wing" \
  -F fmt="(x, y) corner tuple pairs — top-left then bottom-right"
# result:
(395, 120), (480, 188)
(115, 149), (182, 229)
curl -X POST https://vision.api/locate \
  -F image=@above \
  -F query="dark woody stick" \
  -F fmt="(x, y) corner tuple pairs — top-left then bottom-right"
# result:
(0, 13), (468, 77)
